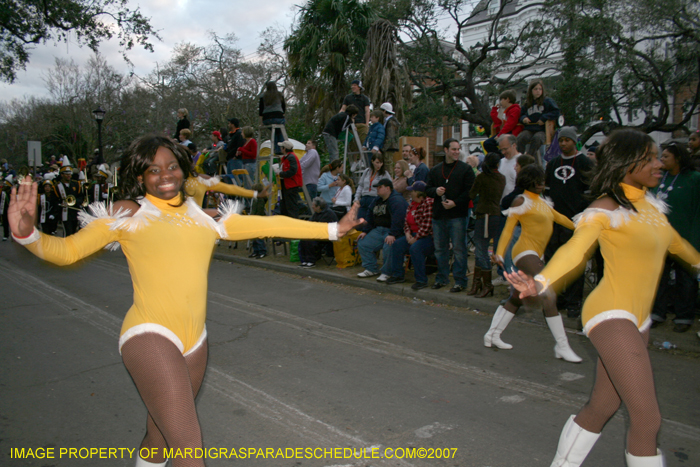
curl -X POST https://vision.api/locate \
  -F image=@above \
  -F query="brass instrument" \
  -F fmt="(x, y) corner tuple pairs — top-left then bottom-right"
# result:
(62, 194), (84, 211)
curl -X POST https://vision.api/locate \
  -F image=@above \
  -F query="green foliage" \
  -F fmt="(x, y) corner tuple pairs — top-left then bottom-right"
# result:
(545, 0), (700, 139)
(0, 0), (159, 83)
(284, 0), (377, 130)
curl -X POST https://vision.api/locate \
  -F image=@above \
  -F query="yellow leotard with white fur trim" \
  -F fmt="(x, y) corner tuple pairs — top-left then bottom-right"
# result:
(496, 190), (574, 262)
(21, 193), (333, 354)
(536, 183), (700, 336)
(184, 175), (256, 207)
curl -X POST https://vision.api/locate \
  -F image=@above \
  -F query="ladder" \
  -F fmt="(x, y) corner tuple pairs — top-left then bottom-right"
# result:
(342, 123), (367, 183)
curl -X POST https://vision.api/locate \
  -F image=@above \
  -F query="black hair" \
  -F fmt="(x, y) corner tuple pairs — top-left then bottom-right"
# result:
(516, 164), (545, 191)
(371, 152), (388, 176)
(443, 138), (459, 150)
(516, 154), (536, 169)
(345, 104), (359, 116)
(588, 128), (656, 211)
(483, 152), (501, 172)
(661, 141), (693, 173)
(119, 134), (192, 205)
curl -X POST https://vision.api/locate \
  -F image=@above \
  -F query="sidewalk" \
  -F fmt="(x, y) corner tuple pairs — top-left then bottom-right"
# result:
(213, 241), (700, 354)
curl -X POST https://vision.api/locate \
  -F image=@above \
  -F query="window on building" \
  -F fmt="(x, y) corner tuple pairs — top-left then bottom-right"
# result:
(453, 123), (461, 140)
(436, 126), (444, 146)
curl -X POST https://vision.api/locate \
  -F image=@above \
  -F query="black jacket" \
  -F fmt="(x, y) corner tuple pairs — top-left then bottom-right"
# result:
(425, 160), (475, 219)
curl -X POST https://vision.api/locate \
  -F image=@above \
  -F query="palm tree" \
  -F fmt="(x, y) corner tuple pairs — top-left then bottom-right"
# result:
(285, 0), (376, 130)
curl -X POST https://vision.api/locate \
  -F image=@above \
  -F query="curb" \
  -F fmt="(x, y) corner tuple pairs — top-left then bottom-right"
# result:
(212, 252), (700, 354)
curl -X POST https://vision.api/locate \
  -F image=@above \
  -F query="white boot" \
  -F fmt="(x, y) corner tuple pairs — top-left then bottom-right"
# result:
(135, 456), (168, 467)
(546, 314), (583, 363)
(550, 415), (600, 467)
(625, 449), (665, 467)
(484, 305), (514, 349)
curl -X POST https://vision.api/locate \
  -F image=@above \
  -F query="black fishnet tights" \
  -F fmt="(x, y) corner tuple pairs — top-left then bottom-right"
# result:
(504, 255), (559, 317)
(122, 333), (208, 467)
(575, 319), (660, 457)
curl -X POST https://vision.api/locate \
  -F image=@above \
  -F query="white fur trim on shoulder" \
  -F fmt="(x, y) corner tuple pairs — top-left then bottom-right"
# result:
(11, 228), (41, 245)
(184, 197), (221, 234)
(198, 175), (221, 187)
(502, 195), (532, 216)
(542, 196), (555, 209)
(216, 199), (245, 237)
(109, 198), (161, 233)
(573, 207), (631, 229)
(77, 202), (134, 251)
(582, 310), (639, 337)
(645, 192), (669, 214)
(328, 222), (339, 241)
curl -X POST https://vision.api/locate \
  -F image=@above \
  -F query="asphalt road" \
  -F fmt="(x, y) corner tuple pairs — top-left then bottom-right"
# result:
(1, 241), (698, 466)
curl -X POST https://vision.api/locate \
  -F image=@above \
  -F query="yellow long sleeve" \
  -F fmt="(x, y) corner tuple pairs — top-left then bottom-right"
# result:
(552, 209), (575, 230)
(669, 228), (700, 269)
(221, 214), (331, 241)
(23, 220), (120, 266)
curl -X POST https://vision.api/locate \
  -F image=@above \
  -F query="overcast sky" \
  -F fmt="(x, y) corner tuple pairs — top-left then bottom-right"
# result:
(0, 0), (301, 103)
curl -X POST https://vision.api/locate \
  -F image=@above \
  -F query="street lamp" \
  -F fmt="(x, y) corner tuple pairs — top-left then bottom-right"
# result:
(92, 106), (106, 165)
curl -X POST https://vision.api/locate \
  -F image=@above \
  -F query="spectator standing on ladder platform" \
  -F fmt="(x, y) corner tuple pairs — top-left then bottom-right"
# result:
(381, 103), (400, 169)
(223, 118), (245, 175)
(322, 105), (359, 163)
(341, 80), (371, 160)
(259, 82), (286, 155)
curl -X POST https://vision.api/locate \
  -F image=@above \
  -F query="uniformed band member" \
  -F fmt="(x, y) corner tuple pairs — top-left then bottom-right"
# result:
(53, 164), (84, 236)
(39, 179), (59, 235)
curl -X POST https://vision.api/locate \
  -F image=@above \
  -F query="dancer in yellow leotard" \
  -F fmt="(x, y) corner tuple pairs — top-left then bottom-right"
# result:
(184, 173), (266, 208)
(484, 165), (582, 363)
(8, 135), (362, 467)
(507, 129), (700, 467)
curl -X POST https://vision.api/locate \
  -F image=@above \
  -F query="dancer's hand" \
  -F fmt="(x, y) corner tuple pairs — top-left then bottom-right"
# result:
(504, 269), (541, 299)
(8, 175), (38, 238)
(337, 201), (365, 238)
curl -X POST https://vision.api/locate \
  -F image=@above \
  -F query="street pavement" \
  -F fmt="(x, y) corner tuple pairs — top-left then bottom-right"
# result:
(1, 239), (698, 467)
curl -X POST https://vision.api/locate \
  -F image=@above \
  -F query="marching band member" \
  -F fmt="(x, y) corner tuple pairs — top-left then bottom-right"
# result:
(506, 129), (700, 467)
(52, 159), (84, 236)
(7, 134), (362, 467)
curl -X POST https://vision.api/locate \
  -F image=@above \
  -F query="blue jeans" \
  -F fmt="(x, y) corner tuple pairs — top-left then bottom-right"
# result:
(323, 133), (339, 161)
(389, 235), (435, 284)
(227, 158), (243, 177)
(263, 118), (285, 154)
(504, 225), (521, 273)
(473, 214), (501, 270)
(357, 227), (393, 274)
(242, 160), (257, 188)
(306, 183), (318, 202)
(432, 217), (467, 286)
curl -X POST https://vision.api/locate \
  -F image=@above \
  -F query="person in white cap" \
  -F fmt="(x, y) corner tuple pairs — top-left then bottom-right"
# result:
(86, 164), (112, 204)
(381, 102), (400, 169)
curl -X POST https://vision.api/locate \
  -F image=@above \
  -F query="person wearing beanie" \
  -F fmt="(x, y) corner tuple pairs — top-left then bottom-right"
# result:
(544, 126), (594, 319)
(277, 140), (304, 218)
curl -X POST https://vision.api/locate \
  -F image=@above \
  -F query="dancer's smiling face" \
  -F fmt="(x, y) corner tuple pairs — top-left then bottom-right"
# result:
(624, 145), (662, 189)
(138, 147), (184, 200)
